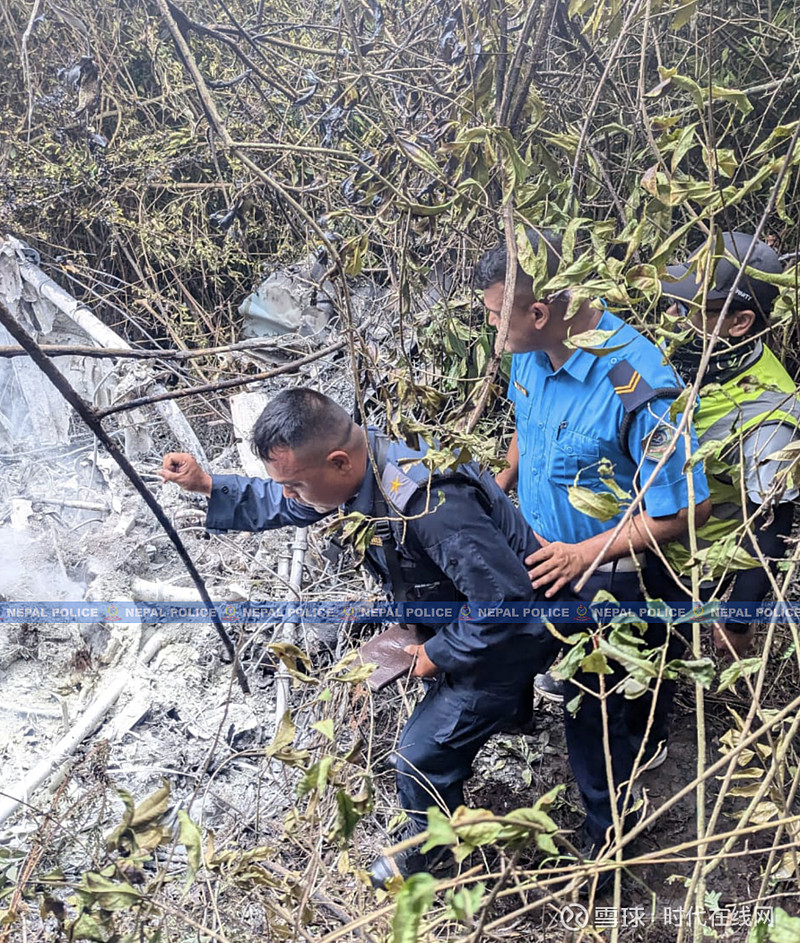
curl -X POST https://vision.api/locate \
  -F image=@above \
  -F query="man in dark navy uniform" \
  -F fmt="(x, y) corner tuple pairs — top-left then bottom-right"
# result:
(475, 230), (712, 854)
(159, 387), (559, 886)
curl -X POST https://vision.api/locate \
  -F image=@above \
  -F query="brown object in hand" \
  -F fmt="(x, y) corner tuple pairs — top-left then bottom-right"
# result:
(358, 623), (431, 692)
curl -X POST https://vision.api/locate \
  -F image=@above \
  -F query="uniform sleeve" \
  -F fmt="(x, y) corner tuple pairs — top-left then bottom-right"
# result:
(405, 482), (534, 675)
(742, 422), (800, 504)
(627, 396), (710, 517)
(205, 474), (329, 532)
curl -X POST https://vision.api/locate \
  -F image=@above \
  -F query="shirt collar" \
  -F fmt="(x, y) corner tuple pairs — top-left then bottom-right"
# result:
(342, 428), (378, 516)
(554, 307), (618, 382)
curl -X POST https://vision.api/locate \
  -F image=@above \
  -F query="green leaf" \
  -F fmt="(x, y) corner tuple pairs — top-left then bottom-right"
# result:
(666, 657), (715, 688)
(450, 807), (502, 853)
(422, 807), (457, 851)
(446, 883), (485, 923)
(297, 756), (335, 798)
(769, 908), (800, 942)
(668, 386), (693, 423)
(562, 326), (625, 351)
(710, 85), (753, 115)
(670, 0), (698, 29)
(568, 486), (621, 522)
(580, 649), (612, 675)
(311, 718), (335, 741)
(178, 811), (202, 880)
(692, 538), (759, 574)
(717, 657), (763, 694)
(332, 662), (379, 684)
(391, 873), (436, 943)
(515, 223), (549, 295)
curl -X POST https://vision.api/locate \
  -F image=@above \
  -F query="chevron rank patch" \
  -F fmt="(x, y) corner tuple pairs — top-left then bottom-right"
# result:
(380, 461), (420, 512)
(608, 359), (654, 412)
(642, 424), (671, 460)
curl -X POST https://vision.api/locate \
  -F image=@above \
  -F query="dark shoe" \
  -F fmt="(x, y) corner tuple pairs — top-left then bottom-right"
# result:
(369, 826), (455, 889)
(534, 671), (565, 704)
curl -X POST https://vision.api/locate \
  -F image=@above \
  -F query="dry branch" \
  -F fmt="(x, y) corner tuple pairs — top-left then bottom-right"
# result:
(0, 297), (249, 694)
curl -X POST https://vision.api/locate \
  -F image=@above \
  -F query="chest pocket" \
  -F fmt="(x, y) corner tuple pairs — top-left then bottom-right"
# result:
(548, 428), (601, 487)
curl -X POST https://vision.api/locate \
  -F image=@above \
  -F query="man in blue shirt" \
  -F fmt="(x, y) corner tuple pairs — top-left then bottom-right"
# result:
(475, 230), (711, 852)
(159, 387), (559, 887)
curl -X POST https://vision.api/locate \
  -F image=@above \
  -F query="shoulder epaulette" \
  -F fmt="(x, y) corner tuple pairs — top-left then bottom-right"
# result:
(380, 461), (423, 513)
(607, 360), (683, 458)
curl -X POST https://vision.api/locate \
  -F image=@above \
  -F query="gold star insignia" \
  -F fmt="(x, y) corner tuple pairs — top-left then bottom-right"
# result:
(390, 475), (402, 494)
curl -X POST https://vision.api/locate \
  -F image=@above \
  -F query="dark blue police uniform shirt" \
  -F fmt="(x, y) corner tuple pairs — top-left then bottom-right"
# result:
(508, 309), (710, 543)
(205, 431), (550, 678)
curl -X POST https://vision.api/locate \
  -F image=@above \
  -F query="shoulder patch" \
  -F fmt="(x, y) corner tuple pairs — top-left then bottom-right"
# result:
(642, 423), (672, 461)
(380, 461), (421, 512)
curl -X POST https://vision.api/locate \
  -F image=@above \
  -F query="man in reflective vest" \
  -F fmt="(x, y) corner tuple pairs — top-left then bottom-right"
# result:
(655, 231), (800, 656)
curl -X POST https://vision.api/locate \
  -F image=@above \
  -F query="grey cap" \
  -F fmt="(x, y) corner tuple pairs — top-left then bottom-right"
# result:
(661, 231), (782, 319)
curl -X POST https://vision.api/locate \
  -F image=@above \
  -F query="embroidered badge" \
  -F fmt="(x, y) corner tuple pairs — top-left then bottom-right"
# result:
(642, 425), (671, 460)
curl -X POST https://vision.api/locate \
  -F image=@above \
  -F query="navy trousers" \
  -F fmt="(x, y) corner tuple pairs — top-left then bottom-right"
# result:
(393, 632), (558, 830)
(563, 569), (672, 846)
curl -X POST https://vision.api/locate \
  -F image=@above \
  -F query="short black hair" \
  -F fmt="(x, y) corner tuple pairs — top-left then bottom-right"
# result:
(474, 228), (563, 294)
(251, 388), (355, 462)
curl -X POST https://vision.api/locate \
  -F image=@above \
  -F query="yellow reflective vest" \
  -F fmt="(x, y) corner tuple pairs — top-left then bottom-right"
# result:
(666, 343), (800, 583)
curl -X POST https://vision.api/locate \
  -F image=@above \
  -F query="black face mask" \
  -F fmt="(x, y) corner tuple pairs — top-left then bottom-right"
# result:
(670, 331), (759, 387)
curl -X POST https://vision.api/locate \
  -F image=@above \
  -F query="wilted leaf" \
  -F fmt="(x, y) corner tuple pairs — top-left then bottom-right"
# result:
(568, 486), (621, 522)
(67, 913), (108, 942)
(178, 811), (203, 880)
(717, 657), (763, 694)
(266, 711), (296, 758)
(76, 873), (142, 911)
(269, 643), (314, 682)
(332, 789), (370, 842)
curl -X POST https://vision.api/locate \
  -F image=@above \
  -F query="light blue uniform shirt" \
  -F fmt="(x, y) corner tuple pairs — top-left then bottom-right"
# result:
(508, 309), (709, 544)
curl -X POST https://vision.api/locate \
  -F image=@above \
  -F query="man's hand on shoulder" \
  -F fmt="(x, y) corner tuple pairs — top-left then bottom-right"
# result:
(159, 453), (213, 496)
(525, 533), (589, 598)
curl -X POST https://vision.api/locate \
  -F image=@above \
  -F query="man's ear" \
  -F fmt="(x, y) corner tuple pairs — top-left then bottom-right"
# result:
(727, 308), (757, 337)
(327, 450), (353, 473)
(530, 301), (550, 329)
